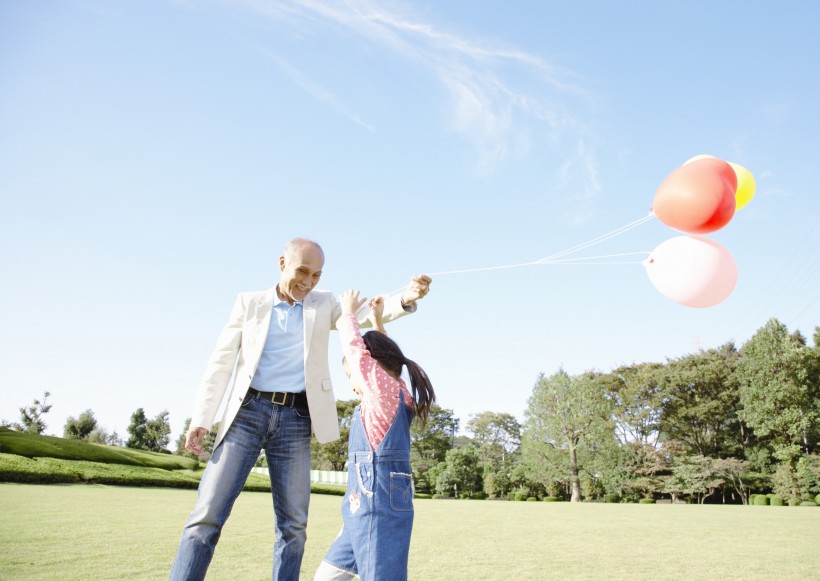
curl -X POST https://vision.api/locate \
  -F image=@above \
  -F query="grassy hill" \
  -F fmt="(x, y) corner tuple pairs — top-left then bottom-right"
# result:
(0, 428), (344, 495)
(0, 427), (198, 469)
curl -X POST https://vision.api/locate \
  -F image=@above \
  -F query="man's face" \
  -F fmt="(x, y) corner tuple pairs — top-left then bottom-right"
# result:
(278, 243), (324, 304)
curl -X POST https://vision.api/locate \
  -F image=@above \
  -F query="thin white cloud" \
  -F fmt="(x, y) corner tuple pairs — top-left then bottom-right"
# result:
(236, 0), (599, 212)
(263, 50), (376, 132)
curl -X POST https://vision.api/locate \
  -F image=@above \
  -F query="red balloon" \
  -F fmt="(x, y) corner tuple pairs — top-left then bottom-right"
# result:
(652, 158), (737, 234)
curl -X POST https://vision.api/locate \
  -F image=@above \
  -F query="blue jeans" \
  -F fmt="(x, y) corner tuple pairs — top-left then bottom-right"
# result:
(170, 392), (312, 581)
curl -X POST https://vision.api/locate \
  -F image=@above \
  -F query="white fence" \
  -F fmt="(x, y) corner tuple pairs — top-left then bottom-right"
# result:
(250, 467), (347, 486)
(310, 470), (348, 486)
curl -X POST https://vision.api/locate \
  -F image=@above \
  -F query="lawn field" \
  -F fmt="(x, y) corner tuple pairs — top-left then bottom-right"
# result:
(1, 483), (817, 580)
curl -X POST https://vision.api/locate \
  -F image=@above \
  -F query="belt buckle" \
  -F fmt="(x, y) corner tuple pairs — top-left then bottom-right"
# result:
(271, 392), (289, 406)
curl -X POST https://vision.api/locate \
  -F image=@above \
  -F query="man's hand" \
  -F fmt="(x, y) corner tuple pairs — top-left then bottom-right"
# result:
(400, 274), (432, 306)
(340, 289), (368, 315)
(185, 427), (209, 455)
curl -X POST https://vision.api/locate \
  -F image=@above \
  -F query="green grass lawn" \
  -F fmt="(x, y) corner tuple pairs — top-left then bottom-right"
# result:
(1, 483), (817, 580)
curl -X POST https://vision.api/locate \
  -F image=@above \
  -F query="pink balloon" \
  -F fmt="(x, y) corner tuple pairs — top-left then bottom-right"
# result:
(644, 236), (738, 308)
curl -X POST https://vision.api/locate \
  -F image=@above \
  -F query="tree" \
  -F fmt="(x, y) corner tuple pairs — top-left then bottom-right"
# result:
(467, 411), (521, 468)
(127, 408), (149, 449)
(737, 318), (818, 454)
(410, 404), (458, 492)
(661, 343), (745, 459)
(467, 411), (521, 498)
(145, 410), (171, 452)
(713, 457), (752, 504)
(87, 427), (122, 447)
(63, 409), (98, 440)
(312, 399), (358, 470)
(620, 440), (675, 501)
(662, 454), (723, 504)
(602, 363), (665, 447)
(127, 408), (171, 452)
(15, 391), (52, 434)
(434, 445), (483, 497)
(524, 370), (614, 502)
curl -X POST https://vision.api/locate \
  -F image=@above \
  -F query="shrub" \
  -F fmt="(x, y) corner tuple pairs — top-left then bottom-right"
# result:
(431, 494), (443, 500)
(748, 494), (758, 505)
(542, 496), (559, 502)
(604, 494), (619, 503)
(799, 501), (817, 507)
(815, 493), (820, 505)
(514, 491), (528, 502)
(639, 498), (655, 504)
(526, 497), (537, 502)
(753, 495), (769, 506)
(308, 483), (346, 496)
(470, 492), (487, 500)
(788, 498), (801, 507)
(769, 495), (784, 506)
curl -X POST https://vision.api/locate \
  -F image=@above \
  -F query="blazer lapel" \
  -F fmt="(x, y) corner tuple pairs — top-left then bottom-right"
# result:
(251, 289), (274, 357)
(303, 293), (317, 361)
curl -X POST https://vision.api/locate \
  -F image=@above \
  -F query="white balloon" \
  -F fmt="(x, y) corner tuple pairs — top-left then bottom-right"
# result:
(644, 236), (738, 308)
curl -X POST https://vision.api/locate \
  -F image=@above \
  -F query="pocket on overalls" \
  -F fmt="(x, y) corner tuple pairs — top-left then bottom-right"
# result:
(389, 472), (414, 511)
(355, 460), (374, 497)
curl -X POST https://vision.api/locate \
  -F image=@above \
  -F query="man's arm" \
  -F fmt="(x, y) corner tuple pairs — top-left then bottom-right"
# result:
(332, 274), (432, 330)
(186, 293), (246, 454)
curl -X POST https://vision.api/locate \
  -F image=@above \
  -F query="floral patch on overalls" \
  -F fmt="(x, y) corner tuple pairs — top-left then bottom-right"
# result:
(348, 489), (361, 515)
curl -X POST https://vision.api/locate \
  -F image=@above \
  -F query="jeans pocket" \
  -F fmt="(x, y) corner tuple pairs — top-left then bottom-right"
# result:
(240, 392), (255, 407)
(389, 472), (414, 512)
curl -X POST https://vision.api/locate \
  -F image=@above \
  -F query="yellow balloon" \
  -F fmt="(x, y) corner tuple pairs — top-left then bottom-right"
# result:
(729, 162), (756, 210)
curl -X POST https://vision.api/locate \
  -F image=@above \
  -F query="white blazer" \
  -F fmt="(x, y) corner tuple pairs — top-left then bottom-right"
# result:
(189, 288), (412, 447)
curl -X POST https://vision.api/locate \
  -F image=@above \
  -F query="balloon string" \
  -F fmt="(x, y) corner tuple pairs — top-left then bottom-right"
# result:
(356, 215), (654, 318)
(429, 213), (656, 276)
(540, 251), (650, 264)
(533, 212), (655, 263)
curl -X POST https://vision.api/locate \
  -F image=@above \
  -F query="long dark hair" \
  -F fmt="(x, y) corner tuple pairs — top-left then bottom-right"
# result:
(362, 330), (435, 427)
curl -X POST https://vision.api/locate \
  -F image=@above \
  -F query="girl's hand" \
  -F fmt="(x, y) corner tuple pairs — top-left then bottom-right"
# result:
(369, 296), (384, 318)
(368, 296), (386, 333)
(340, 289), (367, 315)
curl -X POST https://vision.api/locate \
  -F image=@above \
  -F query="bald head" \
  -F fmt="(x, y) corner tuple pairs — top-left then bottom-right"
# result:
(277, 238), (325, 304)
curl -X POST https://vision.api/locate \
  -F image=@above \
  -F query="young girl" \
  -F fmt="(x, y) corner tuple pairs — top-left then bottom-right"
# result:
(314, 289), (435, 581)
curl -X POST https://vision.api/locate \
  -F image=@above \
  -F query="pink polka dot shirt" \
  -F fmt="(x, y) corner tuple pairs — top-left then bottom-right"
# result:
(337, 313), (413, 450)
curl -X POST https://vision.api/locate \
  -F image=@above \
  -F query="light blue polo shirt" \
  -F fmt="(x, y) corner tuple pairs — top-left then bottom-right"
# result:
(250, 293), (305, 393)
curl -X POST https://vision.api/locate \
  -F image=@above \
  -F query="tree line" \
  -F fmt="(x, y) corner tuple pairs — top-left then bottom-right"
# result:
(5, 317), (818, 504)
(316, 316), (818, 505)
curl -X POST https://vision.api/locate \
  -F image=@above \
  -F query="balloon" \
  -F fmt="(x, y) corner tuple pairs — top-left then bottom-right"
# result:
(684, 154), (716, 165)
(652, 158), (737, 234)
(644, 235), (738, 308)
(729, 162), (756, 210)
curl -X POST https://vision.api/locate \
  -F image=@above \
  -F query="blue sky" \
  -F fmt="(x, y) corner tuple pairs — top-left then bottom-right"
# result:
(2, 0), (819, 442)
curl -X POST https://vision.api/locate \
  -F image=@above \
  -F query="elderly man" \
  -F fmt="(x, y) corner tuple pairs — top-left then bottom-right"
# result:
(170, 238), (431, 581)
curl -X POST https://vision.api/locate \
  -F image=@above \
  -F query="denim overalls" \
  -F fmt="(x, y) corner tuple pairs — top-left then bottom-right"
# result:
(323, 393), (415, 581)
